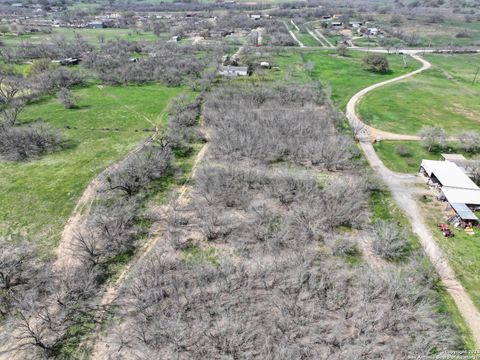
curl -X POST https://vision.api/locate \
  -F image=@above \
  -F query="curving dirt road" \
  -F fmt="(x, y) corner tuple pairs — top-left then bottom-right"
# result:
(346, 53), (480, 347)
(346, 52), (431, 141)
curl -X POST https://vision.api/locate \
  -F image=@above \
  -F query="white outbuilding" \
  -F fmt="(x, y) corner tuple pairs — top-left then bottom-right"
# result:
(420, 159), (478, 190)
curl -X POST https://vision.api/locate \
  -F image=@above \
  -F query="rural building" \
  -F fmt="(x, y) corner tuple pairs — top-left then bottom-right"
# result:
(331, 22), (343, 29)
(419, 159), (478, 190)
(367, 28), (379, 36)
(420, 159), (480, 222)
(349, 21), (363, 28)
(218, 65), (249, 76)
(441, 187), (480, 207)
(52, 57), (80, 66)
(447, 203), (478, 222)
(441, 154), (468, 166)
(87, 21), (104, 29)
(209, 29), (233, 38)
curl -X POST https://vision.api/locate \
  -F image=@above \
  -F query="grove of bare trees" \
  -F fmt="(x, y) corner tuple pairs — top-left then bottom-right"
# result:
(95, 82), (462, 359)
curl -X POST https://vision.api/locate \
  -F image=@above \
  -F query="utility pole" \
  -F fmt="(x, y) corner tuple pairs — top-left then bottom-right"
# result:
(473, 65), (480, 85)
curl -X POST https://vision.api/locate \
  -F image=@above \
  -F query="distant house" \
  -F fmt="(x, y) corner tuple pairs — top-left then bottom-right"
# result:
(250, 14), (261, 20)
(218, 65), (249, 77)
(260, 61), (270, 68)
(209, 29), (233, 38)
(87, 21), (104, 29)
(420, 159), (480, 222)
(367, 27), (379, 36)
(331, 22), (343, 29)
(52, 57), (80, 66)
(420, 160), (478, 190)
(349, 21), (363, 28)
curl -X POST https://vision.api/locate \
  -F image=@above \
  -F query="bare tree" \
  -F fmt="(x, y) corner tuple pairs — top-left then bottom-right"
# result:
(371, 220), (409, 260)
(107, 143), (172, 197)
(458, 131), (480, 153)
(419, 126), (447, 152)
(58, 88), (77, 109)
(336, 44), (349, 57)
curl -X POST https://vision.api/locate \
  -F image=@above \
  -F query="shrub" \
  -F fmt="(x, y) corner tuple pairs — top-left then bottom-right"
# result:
(371, 220), (409, 260)
(395, 144), (411, 157)
(58, 88), (77, 109)
(0, 122), (63, 161)
(459, 132), (480, 153)
(363, 53), (390, 73)
(106, 143), (172, 197)
(456, 31), (471, 38)
(330, 236), (358, 257)
(336, 44), (349, 57)
(419, 126), (446, 152)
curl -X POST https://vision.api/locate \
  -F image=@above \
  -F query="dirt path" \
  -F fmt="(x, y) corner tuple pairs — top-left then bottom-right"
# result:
(89, 142), (209, 359)
(306, 27), (326, 47)
(0, 89), (169, 359)
(284, 21), (304, 48)
(346, 55), (480, 347)
(290, 19), (300, 32)
(54, 89), (164, 272)
(313, 28), (334, 48)
(346, 52), (431, 141)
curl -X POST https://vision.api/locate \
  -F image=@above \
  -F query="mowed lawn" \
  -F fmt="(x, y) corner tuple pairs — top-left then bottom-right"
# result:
(358, 53), (480, 135)
(373, 140), (469, 173)
(0, 84), (187, 254)
(301, 50), (422, 109)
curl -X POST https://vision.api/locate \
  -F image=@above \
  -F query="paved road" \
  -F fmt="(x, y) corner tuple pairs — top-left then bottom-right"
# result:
(346, 55), (480, 347)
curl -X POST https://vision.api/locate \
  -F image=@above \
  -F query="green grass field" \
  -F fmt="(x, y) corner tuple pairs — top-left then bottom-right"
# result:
(373, 14), (480, 48)
(300, 50), (422, 109)
(1, 28), (160, 48)
(373, 141), (458, 173)
(297, 32), (321, 47)
(358, 53), (480, 135)
(352, 37), (380, 48)
(0, 84), (187, 254)
(265, 50), (421, 109)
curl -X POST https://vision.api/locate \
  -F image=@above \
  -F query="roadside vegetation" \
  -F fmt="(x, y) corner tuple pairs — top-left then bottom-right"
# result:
(370, 187), (476, 349)
(420, 190), (480, 315)
(374, 140), (451, 173)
